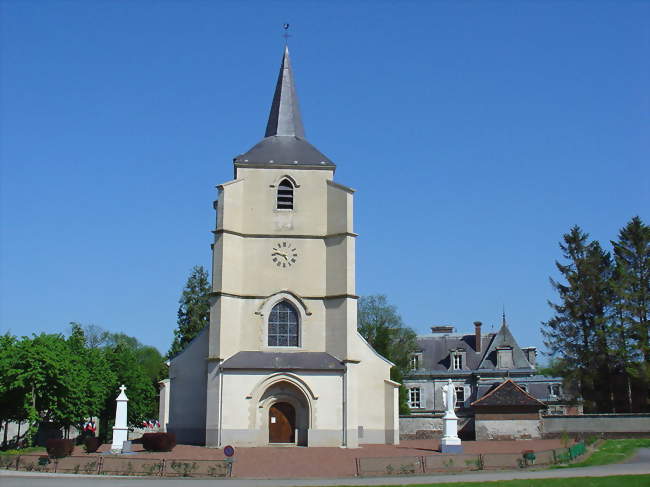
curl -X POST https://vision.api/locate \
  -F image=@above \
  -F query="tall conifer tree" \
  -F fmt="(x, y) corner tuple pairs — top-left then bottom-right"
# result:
(542, 225), (614, 411)
(168, 265), (211, 358)
(611, 216), (650, 410)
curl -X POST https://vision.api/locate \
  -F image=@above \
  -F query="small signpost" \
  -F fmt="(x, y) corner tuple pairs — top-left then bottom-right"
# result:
(223, 445), (235, 477)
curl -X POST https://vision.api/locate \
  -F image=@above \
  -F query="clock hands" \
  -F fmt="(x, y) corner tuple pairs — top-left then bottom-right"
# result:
(272, 243), (297, 267)
(272, 251), (289, 260)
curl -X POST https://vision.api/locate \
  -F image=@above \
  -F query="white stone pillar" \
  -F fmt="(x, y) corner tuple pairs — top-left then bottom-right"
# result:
(158, 379), (170, 432)
(111, 385), (129, 452)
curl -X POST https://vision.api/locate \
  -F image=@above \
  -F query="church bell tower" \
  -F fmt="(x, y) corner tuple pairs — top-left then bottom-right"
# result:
(168, 46), (399, 448)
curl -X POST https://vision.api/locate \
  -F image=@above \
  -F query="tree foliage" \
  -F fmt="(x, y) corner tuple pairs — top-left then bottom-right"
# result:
(357, 294), (418, 414)
(0, 324), (164, 446)
(168, 265), (211, 358)
(543, 217), (650, 412)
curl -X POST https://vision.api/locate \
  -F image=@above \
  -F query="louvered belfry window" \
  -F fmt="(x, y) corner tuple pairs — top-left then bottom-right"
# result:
(277, 179), (294, 210)
(268, 301), (299, 346)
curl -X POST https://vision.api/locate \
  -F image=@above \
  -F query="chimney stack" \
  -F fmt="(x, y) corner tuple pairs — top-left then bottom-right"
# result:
(430, 326), (455, 334)
(474, 321), (482, 353)
(522, 347), (537, 366)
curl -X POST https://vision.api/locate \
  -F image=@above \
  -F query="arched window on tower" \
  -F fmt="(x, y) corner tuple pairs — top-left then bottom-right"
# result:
(277, 179), (294, 210)
(268, 301), (299, 346)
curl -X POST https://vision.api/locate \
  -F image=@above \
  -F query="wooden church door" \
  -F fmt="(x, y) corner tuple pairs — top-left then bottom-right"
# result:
(269, 402), (295, 443)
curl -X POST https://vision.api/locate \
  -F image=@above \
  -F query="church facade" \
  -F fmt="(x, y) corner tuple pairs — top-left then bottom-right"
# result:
(166, 47), (400, 448)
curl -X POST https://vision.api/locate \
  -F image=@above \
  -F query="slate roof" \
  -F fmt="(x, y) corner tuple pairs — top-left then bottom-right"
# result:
(413, 319), (534, 374)
(416, 333), (493, 372)
(477, 320), (534, 370)
(234, 46), (335, 169)
(220, 351), (345, 371)
(471, 379), (546, 408)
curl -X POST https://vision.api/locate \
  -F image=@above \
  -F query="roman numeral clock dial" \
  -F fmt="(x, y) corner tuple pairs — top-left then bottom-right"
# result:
(271, 242), (298, 268)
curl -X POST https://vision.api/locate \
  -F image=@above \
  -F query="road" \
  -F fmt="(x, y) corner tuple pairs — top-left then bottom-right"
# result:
(1, 449), (649, 486)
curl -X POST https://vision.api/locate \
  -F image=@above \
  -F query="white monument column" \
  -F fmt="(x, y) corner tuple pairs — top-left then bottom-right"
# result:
(111, 385), (129, 452)
(440, 379), (463, 453)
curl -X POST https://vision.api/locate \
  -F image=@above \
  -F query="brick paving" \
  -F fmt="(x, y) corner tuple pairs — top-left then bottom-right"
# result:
(62, 438), (565, 478)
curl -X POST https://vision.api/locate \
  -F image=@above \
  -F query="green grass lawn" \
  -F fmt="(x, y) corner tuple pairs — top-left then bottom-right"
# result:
(563, 439), (650, 468)
(339, 475), (650, 487)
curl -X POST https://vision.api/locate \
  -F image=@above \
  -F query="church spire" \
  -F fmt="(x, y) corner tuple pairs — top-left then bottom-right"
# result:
(264, 46), (305, 138)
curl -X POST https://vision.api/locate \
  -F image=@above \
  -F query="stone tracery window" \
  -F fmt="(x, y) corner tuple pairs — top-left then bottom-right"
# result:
(268, 301), (299, 346)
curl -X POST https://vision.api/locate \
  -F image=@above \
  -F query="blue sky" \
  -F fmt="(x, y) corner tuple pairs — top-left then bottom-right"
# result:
(1, 1), (648, 360)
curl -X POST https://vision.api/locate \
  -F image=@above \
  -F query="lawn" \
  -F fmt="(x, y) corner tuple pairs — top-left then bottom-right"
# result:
(339, 475), (650, 487)
(562, 439), (650, 468)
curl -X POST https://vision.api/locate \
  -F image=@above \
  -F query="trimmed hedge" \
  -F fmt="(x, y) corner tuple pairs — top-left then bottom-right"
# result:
(84, 437), (101, 453)
(141, 433), (176, 452)
(46, 439), (75, 458)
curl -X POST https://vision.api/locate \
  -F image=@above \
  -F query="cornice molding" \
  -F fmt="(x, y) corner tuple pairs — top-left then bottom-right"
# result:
(211, 291), (358, 301)
(213, 229), (358, 239)
(234, 162), (335, 171)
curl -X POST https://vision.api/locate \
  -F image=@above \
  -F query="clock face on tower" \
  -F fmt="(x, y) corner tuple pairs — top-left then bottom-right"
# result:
(271, 242), (298, 268)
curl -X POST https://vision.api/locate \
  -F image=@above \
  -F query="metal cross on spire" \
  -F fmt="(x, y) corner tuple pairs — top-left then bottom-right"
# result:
(282, 23), (291, 44)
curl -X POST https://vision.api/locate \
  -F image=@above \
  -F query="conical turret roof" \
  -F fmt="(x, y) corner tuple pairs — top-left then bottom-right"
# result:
(234, 46), (334, 168)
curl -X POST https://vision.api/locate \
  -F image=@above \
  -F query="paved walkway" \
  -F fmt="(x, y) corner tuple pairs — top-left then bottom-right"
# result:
(81, 438), (564, 478)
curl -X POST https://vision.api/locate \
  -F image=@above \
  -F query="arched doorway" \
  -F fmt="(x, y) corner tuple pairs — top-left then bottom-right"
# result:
(269, 402), (295, 443)
(259, 379), (310, 446)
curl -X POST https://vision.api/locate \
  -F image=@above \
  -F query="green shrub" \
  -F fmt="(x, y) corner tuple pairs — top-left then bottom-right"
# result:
(45, 439), (74, 458)
(84, 437), (101, 453)
(141, 432), (176, 452)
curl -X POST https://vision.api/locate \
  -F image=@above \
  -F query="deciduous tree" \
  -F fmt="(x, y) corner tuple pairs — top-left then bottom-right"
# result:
(357, 294), (418, 414)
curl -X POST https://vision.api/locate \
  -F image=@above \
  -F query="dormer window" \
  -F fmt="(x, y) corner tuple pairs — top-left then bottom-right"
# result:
(497, 346), (514, 369)
(410, 352), (423, 370)
(453, 354), (462, 370)
(549, 384), (561, 397)
(450, 349), (465, 370)
(277, 178), (294, 210)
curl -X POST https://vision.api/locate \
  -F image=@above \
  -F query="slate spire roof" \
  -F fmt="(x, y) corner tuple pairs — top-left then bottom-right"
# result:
(265, 46), (305, 138)
(234, 46), (334, 168)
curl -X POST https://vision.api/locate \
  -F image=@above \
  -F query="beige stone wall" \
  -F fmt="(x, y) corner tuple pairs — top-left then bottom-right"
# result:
(199, 164), (398, 447)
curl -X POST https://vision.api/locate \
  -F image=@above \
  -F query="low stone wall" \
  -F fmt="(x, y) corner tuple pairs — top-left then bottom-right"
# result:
(399, 416), (442, 440)
(542, 414), (650, 438)
(475, 419), (541, 441)
(355, 442), (588, 476)
(0, 455), (230, 478)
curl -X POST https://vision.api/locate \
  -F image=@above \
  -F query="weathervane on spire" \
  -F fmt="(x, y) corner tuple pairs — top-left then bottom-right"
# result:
(283, 23), (291, 44)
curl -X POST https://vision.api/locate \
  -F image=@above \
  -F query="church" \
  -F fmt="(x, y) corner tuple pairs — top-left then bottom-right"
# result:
(165, 46), (400, 448)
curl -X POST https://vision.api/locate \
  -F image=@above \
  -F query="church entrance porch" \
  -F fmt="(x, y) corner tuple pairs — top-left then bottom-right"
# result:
(260, 380), (310, 446)
(269, 402), (295, 443)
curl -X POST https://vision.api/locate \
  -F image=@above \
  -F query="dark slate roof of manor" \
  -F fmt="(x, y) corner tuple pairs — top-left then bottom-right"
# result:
(416, 333), (494, 372)
(220, 351), (345, 371)
(234, 46), (335, 169)
(471, 379), (546, 408)
(414, 319), (534, 374)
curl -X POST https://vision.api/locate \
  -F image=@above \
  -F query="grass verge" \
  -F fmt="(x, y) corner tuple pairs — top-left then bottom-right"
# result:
(561, 439), (650, 468)
(339, 474), (650, 487)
